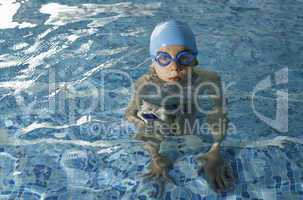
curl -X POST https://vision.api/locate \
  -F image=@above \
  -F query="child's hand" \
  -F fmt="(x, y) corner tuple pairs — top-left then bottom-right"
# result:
(141, 143), (175, 198)
(142, 153), (174, 183)
(200, 155), (234, 192)
(126, 115), (145, 128)
(142, 143), (173, 181)
(198, 143), (234, 192)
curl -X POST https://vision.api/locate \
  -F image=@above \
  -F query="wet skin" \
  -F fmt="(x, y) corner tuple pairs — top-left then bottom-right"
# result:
(125, 45), (235, 197)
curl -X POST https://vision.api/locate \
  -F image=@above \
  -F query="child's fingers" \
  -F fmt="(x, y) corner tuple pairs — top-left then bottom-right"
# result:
(128, 116), (145, 128)
(220, 174), (230, 189)
(163, 170), (175, 184)
(157, 180), (165, 198)
(224, 164), (235, 183)
(141, 171), (153, 179)
(215, 176), (224, 191)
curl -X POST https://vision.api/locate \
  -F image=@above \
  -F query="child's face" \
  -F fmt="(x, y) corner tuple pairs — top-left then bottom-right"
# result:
(153, 45), (196, 82)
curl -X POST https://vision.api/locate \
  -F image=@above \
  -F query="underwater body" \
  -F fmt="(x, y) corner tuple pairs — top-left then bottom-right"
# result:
(0, 0), (302, 199)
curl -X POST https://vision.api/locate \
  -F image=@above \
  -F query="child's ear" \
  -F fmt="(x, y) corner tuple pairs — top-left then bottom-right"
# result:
(192, 59), (199, 67)
(150, 62), (156, 69)
(150, 62), (157, 73)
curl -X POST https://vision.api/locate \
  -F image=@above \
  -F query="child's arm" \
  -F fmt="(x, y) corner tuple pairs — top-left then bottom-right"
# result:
(205, 73), (228, 144)
(124, 75), (174, 191)
(124, 74), (165, 143)
(193, 68), (228, 143)
(195, 69), (234, 192)
(124, 76), (146, 128)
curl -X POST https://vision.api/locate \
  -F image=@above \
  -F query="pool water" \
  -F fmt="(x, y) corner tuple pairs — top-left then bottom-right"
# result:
(0, 0), (302, 199)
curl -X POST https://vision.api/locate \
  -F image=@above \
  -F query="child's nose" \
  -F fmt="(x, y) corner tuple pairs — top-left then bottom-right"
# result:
(169, 61), (181, 71)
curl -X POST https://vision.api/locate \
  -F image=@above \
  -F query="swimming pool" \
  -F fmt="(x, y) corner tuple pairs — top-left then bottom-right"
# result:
(0, 0), (302, 199)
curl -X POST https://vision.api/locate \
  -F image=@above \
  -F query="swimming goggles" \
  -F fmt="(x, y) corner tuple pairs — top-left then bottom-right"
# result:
(154, 50), (197, 67)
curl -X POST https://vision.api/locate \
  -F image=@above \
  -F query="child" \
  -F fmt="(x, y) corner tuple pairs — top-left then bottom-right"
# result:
(124, 20), (234, 195)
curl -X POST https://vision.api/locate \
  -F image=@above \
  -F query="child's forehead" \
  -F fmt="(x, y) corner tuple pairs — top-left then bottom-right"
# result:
(158, 45), (190, 55)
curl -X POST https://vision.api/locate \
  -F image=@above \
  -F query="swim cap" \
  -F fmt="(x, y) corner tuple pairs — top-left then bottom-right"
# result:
(149, 20), (198, 57)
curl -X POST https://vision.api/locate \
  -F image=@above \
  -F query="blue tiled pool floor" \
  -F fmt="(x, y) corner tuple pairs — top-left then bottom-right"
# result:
(0, 135), (303, 199)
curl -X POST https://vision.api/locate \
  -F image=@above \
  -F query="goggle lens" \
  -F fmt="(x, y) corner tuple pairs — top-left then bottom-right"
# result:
(154, 51), (196, 67)
(156, 53), (171, 66)
(178, 52), (194, 65)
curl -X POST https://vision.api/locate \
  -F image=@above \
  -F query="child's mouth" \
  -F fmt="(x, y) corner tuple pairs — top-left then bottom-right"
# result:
(168, 76), (181, 81)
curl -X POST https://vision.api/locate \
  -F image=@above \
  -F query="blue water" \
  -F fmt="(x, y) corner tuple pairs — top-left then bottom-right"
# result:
(0, 0), (302, 199)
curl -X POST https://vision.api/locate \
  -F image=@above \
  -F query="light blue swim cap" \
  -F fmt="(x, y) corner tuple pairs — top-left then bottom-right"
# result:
(149, 20), (198, 57)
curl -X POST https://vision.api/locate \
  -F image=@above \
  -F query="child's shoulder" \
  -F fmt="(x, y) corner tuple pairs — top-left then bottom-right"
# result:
(193, 67), (221, 83)
(134, 73), (152, 88)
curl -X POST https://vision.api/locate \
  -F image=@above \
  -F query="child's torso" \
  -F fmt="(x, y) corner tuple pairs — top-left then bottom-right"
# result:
(137, 68), (204, 136)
